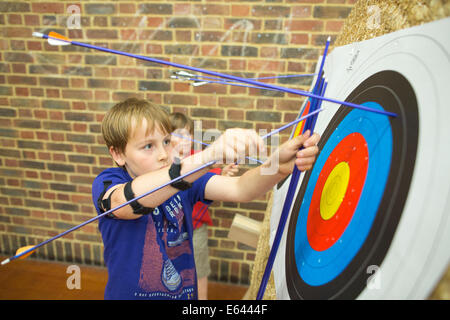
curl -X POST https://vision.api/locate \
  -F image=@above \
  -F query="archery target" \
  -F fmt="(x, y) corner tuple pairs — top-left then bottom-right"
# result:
(271, 18), (450, 299)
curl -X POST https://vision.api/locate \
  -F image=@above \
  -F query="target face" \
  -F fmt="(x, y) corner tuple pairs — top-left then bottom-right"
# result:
(286, 71), (417, 299)
(271, 18), (450, 300)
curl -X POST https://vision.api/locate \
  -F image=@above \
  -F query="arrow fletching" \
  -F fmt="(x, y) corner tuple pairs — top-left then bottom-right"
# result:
(15, 245), (36, 259)
(48, 31), (71, 46)
(1, 245), (35, 265)
(33, 31), (71, 46)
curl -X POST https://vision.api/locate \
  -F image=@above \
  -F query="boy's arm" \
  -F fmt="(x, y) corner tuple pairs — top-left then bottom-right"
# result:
(102, 160), (211, 220)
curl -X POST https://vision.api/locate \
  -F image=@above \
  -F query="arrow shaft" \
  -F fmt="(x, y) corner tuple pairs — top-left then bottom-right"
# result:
(37, 33), (396, 118)
(259, 108), (323, 140)
(186, 73), (317, 83)
(75, 38), (394, 117)
(3, 160), (216, 264)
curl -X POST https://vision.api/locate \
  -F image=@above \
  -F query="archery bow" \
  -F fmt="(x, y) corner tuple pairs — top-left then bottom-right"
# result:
(256, 37), (331, 300)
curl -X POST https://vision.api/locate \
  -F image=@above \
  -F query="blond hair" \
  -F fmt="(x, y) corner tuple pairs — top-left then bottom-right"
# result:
(102, 98), (173, 154)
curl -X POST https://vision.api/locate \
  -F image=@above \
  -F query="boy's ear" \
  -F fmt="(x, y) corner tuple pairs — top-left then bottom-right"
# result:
(109, 146), (126, 167)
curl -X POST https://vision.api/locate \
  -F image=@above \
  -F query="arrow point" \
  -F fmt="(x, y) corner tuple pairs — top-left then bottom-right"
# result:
(1, 258), (10, 266)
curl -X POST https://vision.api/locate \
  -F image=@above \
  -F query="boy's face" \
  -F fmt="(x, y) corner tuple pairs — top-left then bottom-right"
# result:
(110, 118), (173, 179)
(171, 126), (193, 158)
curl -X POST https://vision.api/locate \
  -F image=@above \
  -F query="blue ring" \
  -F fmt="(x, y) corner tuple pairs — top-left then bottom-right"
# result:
(294, 102), (393, 286)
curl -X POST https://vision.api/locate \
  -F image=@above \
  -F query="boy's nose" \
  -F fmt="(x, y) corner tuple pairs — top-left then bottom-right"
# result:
(158, 146), (169, 162)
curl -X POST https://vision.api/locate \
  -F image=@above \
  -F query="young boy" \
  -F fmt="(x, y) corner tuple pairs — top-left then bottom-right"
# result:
(169, 112), (238, 300)
(92, 98), (319, 300)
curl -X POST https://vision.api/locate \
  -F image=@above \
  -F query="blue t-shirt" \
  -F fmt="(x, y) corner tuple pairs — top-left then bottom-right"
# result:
(91, 167), (215, 300)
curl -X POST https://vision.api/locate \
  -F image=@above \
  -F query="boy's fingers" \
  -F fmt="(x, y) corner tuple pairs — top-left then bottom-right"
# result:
(296, 155), (316, 166)
(303, 132), (320, 147)
(297, 145), (319, 158)
(295, 157), (315, 171)
(303, 130), (311, 139)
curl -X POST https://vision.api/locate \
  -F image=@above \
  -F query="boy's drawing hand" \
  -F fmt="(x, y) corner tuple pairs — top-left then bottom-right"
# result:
(275, 130), (320, 175)
(204, 129), (265, 164)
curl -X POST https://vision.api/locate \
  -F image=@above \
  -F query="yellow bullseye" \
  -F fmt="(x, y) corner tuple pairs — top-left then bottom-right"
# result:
(320, 162), (350, 220)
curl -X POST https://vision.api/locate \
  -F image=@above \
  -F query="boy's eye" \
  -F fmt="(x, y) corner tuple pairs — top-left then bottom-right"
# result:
(144, 144), (152, 150)
(164, 138), (171, 146)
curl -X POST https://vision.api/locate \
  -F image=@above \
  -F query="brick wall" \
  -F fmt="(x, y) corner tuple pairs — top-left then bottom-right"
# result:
(0, 0), (354, 286)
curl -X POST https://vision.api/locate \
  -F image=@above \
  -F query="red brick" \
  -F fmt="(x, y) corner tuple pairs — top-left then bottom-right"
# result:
(201, 45), (219, 57)
(252, 5), (290, 17)
(40, 77), (69, 88)
(227, 109), (244, 120)
(199, 95), (217, 107)
(326, 20), (345, 32)
(193, 4), (229, 16)
(46, 89), (60, 98)
(193, 83), (227, 95)
(70, 78), (85, 88)
(229, 59), (246, 71)
(86, 29), (118, 39)
(31, 2), (64, 13)
(111, 68), (145, 78)
(291, 33), (310, 45)
(15, 87), (29, 96)
(7, 14), (22, 25)
(286, 19), (324, 31)
(260, 47), (278, 58)
(313, 5), (351, 19)
(147, 17), (164, 28)
(119, 3), (136, 14)
(27, 41), (42, 51)
(111, 17), (143, 28)
(174, 3), (191, 15)
(24, 14), (40, 26)
(231, 5), (250, 17)
(120, 80), (136, 91)
(230, 86), (246, 95)
(94, 90), (109, 101)
(145, 44), (163, 54)
(248, 60), (285, 72)
(8, 75), (36, 85)
(292, 6), (312, 18)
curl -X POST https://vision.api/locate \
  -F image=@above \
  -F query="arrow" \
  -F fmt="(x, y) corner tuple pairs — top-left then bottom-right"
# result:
(171, 70), (318, 87)
(1, 160), (216, 266)
(32, 31), (397, 118)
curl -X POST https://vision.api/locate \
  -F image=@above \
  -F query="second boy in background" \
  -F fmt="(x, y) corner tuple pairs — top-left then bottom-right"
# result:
(170, 112), (238, 300)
